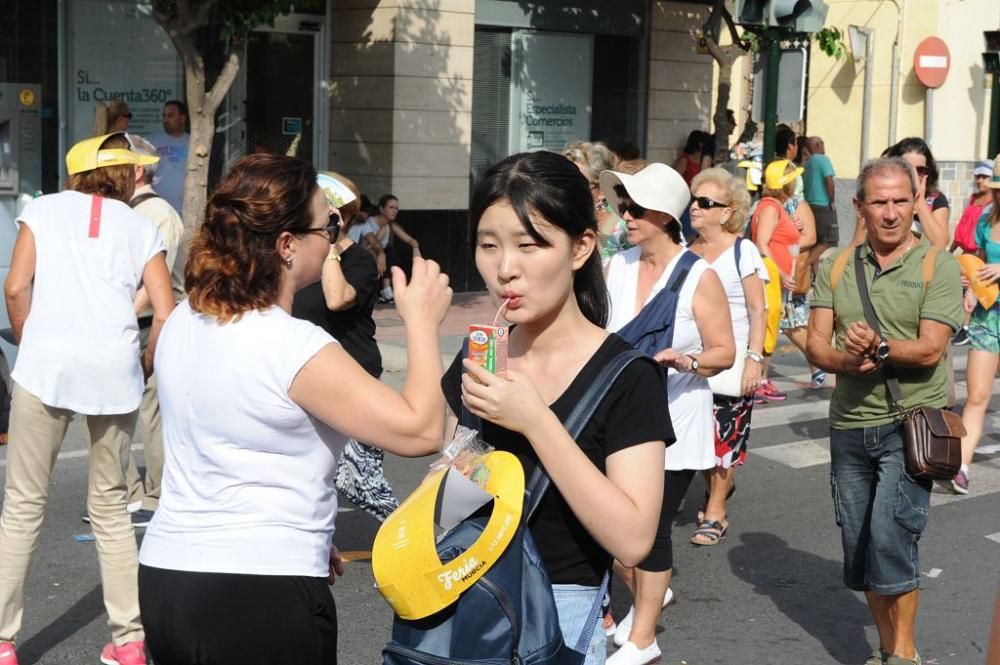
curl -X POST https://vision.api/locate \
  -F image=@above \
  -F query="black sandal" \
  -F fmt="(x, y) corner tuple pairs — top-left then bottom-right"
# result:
(690, 519), (728, 546)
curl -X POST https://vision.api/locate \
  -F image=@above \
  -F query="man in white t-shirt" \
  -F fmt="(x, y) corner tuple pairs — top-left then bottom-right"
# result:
(147, 100), (190, 216)
(0, 132), (175, 665)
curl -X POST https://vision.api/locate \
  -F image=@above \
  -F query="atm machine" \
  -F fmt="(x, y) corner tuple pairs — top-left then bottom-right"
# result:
(0, 83), (38, 369)
(0, 83), (43, 220)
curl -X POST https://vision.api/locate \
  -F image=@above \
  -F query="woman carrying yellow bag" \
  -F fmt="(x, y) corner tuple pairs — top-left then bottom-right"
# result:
(762, 256), (783, 356)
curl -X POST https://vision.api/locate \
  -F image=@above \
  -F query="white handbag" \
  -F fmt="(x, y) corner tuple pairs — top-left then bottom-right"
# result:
(708, 346), (746, 397)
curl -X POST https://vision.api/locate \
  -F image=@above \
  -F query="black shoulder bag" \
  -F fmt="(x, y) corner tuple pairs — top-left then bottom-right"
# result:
(853, 246), (965, 480)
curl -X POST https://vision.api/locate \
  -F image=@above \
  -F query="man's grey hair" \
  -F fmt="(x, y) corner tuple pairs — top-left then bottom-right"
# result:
(855, 157), (917, 201)
(129, 134), (158, 181)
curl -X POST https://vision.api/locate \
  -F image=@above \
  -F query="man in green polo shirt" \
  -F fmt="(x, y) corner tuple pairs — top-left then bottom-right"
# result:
(806, 157), (962, 665)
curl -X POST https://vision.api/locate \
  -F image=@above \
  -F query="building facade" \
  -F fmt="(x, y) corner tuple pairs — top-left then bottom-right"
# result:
(1, 0), (994, 289)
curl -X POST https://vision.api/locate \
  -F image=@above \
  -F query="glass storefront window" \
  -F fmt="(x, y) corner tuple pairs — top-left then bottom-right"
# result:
(66, 0), (184, 144)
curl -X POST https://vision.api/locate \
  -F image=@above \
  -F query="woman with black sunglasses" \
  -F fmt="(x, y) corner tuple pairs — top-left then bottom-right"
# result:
(292, 171), (400, 522)
(600, 161), (734, 665)
(884, 137), (950, 248)
(686, 168), (766, 547)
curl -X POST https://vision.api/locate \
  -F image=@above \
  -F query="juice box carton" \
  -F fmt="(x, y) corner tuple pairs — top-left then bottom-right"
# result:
(468, 325), (508, 376)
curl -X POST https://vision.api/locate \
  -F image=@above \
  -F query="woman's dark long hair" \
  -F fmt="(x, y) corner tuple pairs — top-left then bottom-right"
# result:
(887, 137), (941, 192)
(470, 151), (609, 328)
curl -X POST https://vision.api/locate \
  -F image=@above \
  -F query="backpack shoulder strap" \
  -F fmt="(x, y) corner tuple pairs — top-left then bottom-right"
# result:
(733, 238), (743, 274)
(921, 245), (940, 289)
(665, 250), (701, 294)
(129, 192), (161, 209)
(524, 349), (654, 521)
(829, 247), (854, 292)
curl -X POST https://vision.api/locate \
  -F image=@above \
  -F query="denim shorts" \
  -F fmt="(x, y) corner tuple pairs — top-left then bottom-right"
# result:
(829, 423), (932, 594)
(552, 584), (606, 665)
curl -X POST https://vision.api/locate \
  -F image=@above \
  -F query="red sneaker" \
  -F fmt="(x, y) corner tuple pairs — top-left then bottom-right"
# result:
(99, 641), (147, 665)
(760, 381), (788, 401)
(0, 641), (18, 665)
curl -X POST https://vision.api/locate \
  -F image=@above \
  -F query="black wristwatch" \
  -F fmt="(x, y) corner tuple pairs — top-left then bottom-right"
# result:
(874, 338), (890, 363)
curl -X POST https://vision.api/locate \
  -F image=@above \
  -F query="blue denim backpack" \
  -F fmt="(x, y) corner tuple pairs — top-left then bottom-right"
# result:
(615, 249), (700, 359)
(382, 349), (652, 665)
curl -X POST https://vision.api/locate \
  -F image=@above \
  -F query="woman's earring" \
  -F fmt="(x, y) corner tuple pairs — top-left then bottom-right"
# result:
(285, 258), (293, 268)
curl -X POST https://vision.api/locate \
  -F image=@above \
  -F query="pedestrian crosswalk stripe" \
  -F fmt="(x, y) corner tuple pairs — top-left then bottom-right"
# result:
(986, 532), (1000, 545)
(750, 377), (1000, 430)
(751, 439), (830, 468)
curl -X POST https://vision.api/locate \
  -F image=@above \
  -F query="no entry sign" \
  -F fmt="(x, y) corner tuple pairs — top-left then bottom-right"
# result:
(914, 37), (950, 88)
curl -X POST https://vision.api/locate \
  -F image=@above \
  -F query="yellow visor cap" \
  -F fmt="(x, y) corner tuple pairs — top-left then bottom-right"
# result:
(372, 451), (525, 620)
(763, 158), (803, 190)
(66, 133), (160, 175)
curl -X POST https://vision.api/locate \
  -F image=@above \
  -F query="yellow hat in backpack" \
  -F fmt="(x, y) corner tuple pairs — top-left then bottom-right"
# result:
(372, 450), (525, 620)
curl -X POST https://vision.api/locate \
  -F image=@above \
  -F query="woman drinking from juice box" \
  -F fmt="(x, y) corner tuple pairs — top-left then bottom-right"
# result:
(441, 151), (673, 665)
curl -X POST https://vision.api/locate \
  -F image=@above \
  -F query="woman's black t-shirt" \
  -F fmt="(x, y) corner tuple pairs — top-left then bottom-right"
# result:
(441, 334), (674, 586)
(292, 244), (382, 378)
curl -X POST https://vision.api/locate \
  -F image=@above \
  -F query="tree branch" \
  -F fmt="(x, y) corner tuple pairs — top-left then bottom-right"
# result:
(206, 50), (241, 115)
(722, 5), (746, 48)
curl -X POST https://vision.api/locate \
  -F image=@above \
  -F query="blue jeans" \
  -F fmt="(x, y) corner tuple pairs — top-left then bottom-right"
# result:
(552, 584), (606, 665)
(829, 423), (932, 594)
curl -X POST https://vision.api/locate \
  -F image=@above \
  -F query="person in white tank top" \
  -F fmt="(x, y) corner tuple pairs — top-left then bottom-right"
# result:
(600, 162), (735, 665)
(686, 168), (768, 548)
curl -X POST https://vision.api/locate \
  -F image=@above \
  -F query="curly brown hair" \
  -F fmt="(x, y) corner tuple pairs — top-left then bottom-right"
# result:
(64, 134), (136, 202)
(185, 153), (318, 323)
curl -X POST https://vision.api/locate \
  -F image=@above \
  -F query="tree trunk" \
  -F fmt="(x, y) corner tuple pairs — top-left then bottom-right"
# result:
(181, 54), (211, 235)
(703, 0), (744, 164)
(711, 50), (739, 164)
(158, 26), (240, 235)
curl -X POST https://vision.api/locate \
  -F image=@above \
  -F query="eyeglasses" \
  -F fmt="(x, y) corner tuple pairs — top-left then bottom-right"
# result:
(692, 196), (730, 210)
(617, 200), (648, 219)
(300, 215), (341, 241)
(914, 165), (929, 176)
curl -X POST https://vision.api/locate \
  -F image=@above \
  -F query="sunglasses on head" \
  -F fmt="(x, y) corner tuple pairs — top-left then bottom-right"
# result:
(692, 196), (729, 210)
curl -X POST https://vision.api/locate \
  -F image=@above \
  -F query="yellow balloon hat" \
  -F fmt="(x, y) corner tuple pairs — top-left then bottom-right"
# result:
(66, 132), (159, 176)
(958, 253), (999, 309)
(372, 451), (525, 620)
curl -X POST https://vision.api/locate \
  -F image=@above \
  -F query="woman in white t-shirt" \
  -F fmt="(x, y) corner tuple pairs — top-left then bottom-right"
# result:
(0, 132), (173, 665)
(137, 154), (452, 665)
(687, 168), (767, 547)
(600, 162), (735, 665)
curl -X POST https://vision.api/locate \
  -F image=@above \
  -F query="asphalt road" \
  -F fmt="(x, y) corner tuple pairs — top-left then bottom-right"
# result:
(1, 344), (999, 664)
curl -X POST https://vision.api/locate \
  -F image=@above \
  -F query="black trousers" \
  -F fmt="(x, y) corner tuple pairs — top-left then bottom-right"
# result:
(638, 469), (696, 572)
(139, 565), (337, 665)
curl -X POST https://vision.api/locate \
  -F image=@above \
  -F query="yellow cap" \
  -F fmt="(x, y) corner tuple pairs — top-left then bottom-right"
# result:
(66, 132), (159, 176)
(763, 159), (803, 191)
(372, 451), (525, 620)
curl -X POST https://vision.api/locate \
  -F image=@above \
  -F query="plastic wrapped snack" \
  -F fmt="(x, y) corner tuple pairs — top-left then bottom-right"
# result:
(430, 425), (494, 488)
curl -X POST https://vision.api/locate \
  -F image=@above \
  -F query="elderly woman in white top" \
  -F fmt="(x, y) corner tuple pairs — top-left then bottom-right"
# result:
(686, 168), (767, 546)
(600, 162), (735, 665)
